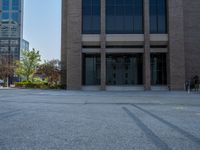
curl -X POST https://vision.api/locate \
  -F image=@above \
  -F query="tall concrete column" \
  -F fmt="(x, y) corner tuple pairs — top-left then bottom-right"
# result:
(61, 0), (82, 90)
(61, 0), (67, 88)
(168, 0), (185, 90)
(143, 0), (151, 90)
(100, 0), (106, 90)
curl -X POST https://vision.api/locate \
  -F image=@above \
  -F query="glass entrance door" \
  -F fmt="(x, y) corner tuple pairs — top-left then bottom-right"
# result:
(82, 54), (100, 85)
(151, 53), (167, 85)
(106, 54), (143, 85)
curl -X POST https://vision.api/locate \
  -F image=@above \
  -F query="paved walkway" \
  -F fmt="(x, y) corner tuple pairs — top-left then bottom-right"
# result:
(0, 89), (200, 150)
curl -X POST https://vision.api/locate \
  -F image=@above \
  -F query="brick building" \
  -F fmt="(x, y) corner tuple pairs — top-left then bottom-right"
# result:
(61, 0), (200, 90)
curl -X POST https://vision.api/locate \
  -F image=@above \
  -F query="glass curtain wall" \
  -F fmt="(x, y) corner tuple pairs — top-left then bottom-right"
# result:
(150, 0), (167, 33)
(83, 0), (167, 34)
(82, 54), (101, 85)
(106, 0), (143, 34)
(151, 53), (167, 85)
(82, 0), (100, 34)
(106, 54), (143, 85)
(0, 0), (21, 61)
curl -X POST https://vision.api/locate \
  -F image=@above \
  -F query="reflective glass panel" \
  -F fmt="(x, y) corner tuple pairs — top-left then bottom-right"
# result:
(82, 0), (100, 34)
(106, 54), (143, 85)
(150, 0), (167, 33)
(106, 0), (143, 34)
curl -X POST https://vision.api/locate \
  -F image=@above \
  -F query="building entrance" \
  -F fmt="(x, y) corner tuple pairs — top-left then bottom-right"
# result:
(82, 54), (100, 85)
(151, 53), (167, 85)
(106, 54), (143, 85)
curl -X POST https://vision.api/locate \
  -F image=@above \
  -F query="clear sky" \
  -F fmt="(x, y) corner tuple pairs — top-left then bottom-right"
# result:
(23, 0), (61, 61)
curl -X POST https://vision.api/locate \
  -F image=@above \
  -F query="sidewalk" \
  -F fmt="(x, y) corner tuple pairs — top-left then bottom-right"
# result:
(0, 87), (15, 90)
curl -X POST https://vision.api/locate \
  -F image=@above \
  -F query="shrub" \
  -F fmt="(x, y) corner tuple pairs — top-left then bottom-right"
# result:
(49, 84), (62, 89)
(15, 81), (31, 88)
(15, 81), (61, 89)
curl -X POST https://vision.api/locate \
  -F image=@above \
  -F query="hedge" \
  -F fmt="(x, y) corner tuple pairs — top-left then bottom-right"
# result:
(15, 81), (47, 89)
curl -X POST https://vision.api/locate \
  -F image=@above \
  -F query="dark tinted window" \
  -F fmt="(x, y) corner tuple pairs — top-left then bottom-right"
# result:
(106, 0), (143, 34)
(106, 54), (143, 85)
(82, 0), (100, 34)
(2, 0), (9, 10)
(151, 53), (167, 85)
(150, 0), (167, 33)
(12, 12), (19, 23)
(2, 13), (9, 20)
(12, 0), (20, 10)
(82, 54), (101, 85)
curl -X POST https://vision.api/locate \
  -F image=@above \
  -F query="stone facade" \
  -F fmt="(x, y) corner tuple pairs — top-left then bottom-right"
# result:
(61, 0), (82, 90)
(143, 0), (151, 90)
(168, 0), (186, 90)
(61, 0), (200, 90)
(183, 0), (200, 81)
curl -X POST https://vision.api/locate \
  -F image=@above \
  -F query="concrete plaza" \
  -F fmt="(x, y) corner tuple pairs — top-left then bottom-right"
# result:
(0, 89), (200, 150)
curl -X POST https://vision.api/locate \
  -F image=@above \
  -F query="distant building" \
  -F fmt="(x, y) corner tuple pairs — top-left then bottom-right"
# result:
(22, 39), (29, 51)
(0, 0), (24, 84)
(61, 0), (200, 90)
(0, 0), (24, 63)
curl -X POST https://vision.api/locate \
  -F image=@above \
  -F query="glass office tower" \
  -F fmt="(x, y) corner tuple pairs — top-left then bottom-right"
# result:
(0, 0), (23, 62)
(0, 0), (24, 83)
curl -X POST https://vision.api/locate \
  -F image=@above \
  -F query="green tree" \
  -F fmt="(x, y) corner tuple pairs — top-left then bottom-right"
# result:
(16, 49), (41, 81)
(0, 56), (15, 87)
(36, 59), (61, 86)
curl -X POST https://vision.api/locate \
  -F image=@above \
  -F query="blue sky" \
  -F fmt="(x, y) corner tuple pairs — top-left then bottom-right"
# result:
(23, 0), (61, 61)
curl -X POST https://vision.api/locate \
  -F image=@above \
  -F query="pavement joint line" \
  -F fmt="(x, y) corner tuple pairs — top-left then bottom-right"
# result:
(1, 100), (200, 109)
(0, 101), (86, 105)
(1, 100), (200, 108)
(122, 107), (172, 150)
(131, 104), (200, 146)
(0, 112), (22, 121)
(0, 109), (22, 121)
(0, 109), (22, 117)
